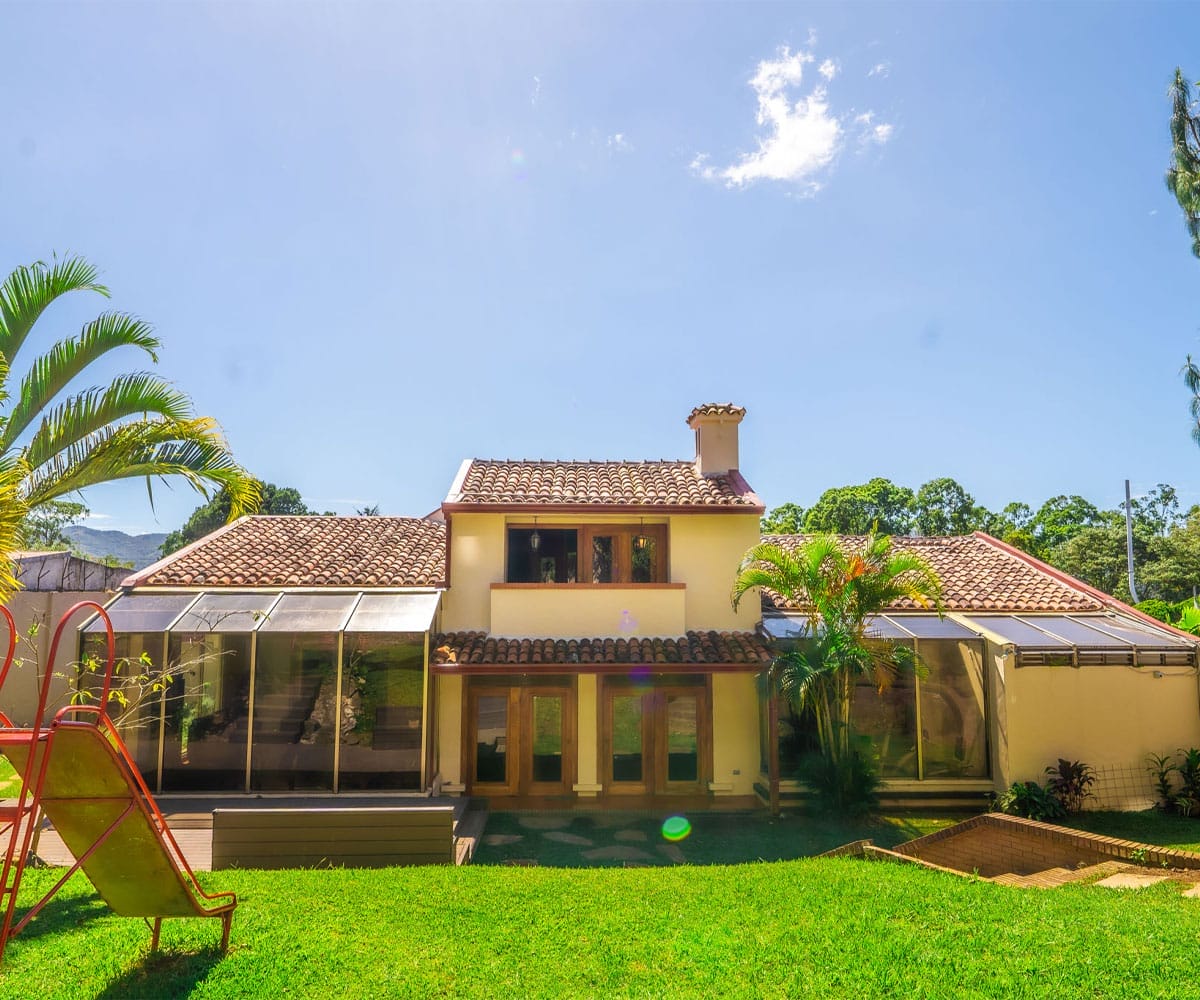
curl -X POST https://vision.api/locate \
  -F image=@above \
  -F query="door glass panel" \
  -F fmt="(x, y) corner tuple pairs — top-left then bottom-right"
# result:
(611, 695), (643, 781)
(250, 633), (337, 791)
(162, 634), (251, 792)
(475, 695), (508, 783)
(531, 695), (563, 783)
(631, 535), (656, 583)
(592, 535), (615, 583)
(666, 695), (699, 782)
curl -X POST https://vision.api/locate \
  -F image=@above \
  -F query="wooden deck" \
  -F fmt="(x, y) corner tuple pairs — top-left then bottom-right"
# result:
(15, 795), (486, 871)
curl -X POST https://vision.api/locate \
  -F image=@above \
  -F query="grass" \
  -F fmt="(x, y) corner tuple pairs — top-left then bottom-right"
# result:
(4, 855), (1200, 998)
(0, 757), (17, 797)
(473, 810), (964, 866)
(1058, 809), (1200, 853)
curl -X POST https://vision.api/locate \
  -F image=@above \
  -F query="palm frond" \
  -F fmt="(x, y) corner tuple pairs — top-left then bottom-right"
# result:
(0, 455), (29, 601)
(23, 416), (262, 517)
(0, 255), (108, 368)
(24, 373), (191, 469)
(0, 312), (160, 450)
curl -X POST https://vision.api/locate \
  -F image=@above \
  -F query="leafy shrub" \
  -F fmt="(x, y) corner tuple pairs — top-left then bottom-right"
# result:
(995, 780), (1066, 821)
(1147, 752), (1178, 810)
(1043, 758), (1096, 815)
(799, 743), (880, 816)
(1135, 599), (1174, 624)
(1176, 606), (1200, 636)
(1175, 748), (1200, 817)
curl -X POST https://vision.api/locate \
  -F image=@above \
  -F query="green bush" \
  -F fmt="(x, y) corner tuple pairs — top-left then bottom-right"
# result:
(1043, 758), (1096, 815)
(800, 743), (880, 816)
(1135, 599), (1173, 624)
(995, 780), (1066, 821)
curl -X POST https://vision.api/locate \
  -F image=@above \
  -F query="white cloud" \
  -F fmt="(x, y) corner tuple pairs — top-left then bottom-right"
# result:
(868, 62), (890, 78)
(693, 44), (891, 193)
(607, 133), (633, 153)
(531, 76), (541, 107)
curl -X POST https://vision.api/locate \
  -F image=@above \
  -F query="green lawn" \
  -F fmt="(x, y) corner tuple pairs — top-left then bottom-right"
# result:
(4, 857), (1200, 998)
(1059, 810), (1200, 853)
(0, 757), (17, 797)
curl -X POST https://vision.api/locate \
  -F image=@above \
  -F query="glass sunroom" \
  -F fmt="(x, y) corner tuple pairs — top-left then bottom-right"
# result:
(759, 613), (991, 785)
(79, 590), (441, 795)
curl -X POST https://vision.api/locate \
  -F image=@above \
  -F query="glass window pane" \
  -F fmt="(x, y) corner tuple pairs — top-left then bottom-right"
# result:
(531, 695), (563, 783)
(340, 633), (424, 790)
(161, 634), (251, 791)
(854, 668), (918, 779)
(506, 529), (578, 583)
(344, 593), (439, 633)
(83, 594), (196, 634)
(919, 640), (989, 779)
(631, 535), (657, 583)
(1069, 615), (1191, 647)
(80, 632), (164, 787)
(250, 633), (337, 791)
(882, 616), (981, 640)
(475, 695), (508, 783)
(611, 694), (643, 781)
(666, 695), (698, 783)
(962, 616), (1073, 648)
(172, 593), (278, 634)
(257, 593), (359, 633)
(592, 535), (615, 583)
(864, 616), (918, 640)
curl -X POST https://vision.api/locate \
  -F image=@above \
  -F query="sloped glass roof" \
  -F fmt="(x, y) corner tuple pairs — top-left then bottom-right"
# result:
(961, 613), (1195, 651)
(761, 613), (982, 642)
(170, 592), (282, 634)
(82, 593), (197, 634)
(344, 592), (440, 633)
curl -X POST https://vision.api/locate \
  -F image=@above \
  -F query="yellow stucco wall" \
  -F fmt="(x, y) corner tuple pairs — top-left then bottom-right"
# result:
(491, 586), (686, 638)
(1002, 660), (1200, 781)
(711, 673), (760, 796)
(441, 513), (506, 632)
(436, 673), (464, 786)
(669, 514), (761, 631)
(575, 674), (600, 793)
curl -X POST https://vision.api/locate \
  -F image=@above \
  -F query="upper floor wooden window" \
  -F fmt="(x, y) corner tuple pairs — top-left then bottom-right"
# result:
(505, 525), (668, 584)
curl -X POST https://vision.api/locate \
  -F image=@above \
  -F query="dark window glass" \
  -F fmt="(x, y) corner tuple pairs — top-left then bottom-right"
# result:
(506, 529), (578, 583)
(340, 633), (424, 790)
(475, 695), (508, 783)
(591, 535), (615, 583)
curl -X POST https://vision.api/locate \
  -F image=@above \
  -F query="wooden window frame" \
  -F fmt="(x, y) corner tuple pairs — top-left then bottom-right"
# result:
(504, 523), (668, 585)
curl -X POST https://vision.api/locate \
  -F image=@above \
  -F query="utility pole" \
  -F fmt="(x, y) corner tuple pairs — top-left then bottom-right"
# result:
(1125, 479), (1140, 603)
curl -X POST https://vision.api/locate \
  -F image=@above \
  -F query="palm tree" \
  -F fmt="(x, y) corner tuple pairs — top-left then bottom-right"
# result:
(0, 255), (260, 596)
(732, 533), (941, 806)
(1167, 68), (1200, 260)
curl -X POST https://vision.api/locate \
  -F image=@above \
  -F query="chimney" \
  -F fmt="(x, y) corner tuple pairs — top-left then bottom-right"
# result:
(686, 403), (746, 478)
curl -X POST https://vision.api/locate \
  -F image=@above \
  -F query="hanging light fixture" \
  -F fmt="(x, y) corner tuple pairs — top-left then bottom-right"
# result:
(633, 517), (650, 551)
(530, 515), (541, 551)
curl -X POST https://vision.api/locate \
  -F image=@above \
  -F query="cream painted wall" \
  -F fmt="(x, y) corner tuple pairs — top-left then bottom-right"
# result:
(670, 514), (761, 632)
(491, 587), (686, 638)
(0, 592), (110, 726)
(711, 673), (760, 796)
(575, 675), (600, 793)
(441, 513), (506, 633)
(436, 673), (464, 786)
(1002, 661), (1200, 782)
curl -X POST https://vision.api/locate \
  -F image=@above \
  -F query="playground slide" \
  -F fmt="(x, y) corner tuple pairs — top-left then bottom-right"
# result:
(0, 602), (236, 965)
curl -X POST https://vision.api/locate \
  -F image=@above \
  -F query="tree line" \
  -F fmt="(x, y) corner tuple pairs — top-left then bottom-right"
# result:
(761, 477), (1200, 606)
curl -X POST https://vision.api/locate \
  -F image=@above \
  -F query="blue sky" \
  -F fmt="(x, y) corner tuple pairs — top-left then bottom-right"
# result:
(3, 2), (1200, 534)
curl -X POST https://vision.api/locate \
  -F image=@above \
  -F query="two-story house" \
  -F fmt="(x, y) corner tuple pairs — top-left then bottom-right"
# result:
(38, 403), (1199, 812)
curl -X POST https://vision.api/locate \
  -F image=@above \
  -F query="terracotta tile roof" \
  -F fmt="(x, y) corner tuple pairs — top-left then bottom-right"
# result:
(127, 516), (446, 589)
(432, 630), (773, 666)
(686, 403), (746, 424)
(759, 533), (1105, 613)
(445, 460), (763, 511)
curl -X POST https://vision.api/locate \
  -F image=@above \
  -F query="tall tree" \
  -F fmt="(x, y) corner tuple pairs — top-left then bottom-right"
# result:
(161, 483), (322, 555)
(1031, 495), (1103, 550)
(760, 502), (805, 534)
(1167, 68), (1200, 259)
(0, 255), (260, 594)
(913, 477), (978, 536)
(802, 478), (915, 535)
(731, 533), (941, 811)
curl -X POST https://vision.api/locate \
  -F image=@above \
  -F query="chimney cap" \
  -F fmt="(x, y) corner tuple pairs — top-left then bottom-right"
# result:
(686, 403), (746, 427)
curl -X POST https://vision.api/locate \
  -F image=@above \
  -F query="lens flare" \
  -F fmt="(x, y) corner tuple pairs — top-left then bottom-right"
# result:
(661, 815), (691, 842)
(510, 149), (526, 167)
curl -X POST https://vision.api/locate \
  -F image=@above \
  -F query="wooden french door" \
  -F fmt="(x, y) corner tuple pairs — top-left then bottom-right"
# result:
(602, 682), (710, 796)
(466, 682), (576, 797)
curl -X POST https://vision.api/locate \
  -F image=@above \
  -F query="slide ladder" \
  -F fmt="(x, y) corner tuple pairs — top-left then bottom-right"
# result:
(0, 601), (237, 966)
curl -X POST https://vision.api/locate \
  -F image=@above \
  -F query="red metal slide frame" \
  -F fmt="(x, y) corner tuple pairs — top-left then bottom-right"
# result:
(0, 601), (237, 966)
